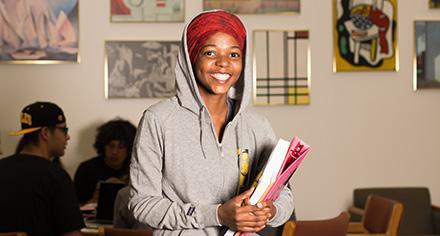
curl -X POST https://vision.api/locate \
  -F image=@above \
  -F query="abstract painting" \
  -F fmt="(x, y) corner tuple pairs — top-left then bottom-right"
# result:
(110, 0), (184, 22)
(105, 40), (179, 98)
(414, 21), (440, 90)
(203, 0), (300, 14)
(253, 30), (310, 105)
(333, 0), (398, 71)
(0, 0), (79, 64)
(430, 0), (440, 8)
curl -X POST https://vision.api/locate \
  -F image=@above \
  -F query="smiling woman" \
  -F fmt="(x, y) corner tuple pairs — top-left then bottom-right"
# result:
(128, 10), (294, 235)
(194, 32), (243, 97)
(193, 32), (243, 137)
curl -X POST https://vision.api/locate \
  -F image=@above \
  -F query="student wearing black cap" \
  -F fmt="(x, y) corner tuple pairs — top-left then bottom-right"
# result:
(0, 101), (85, 236)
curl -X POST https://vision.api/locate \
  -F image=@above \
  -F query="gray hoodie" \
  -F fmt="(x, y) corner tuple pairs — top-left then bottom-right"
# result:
(129, 10), (294, 236)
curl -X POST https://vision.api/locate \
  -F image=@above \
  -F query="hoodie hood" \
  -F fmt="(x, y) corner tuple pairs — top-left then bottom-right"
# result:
(175, 10), (251, 118)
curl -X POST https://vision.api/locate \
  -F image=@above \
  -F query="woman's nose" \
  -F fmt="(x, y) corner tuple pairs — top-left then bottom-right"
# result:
(215, 55), (229, 67)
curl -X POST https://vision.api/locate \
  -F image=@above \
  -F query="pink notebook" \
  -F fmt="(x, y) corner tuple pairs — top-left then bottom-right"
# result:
(263, 136), (310, 202)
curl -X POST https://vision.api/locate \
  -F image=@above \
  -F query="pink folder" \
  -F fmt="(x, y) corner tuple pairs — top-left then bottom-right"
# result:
(263, 136), (310, 202)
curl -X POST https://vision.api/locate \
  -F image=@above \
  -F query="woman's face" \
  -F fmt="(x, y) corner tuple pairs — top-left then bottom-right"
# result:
(103, 140), (128, 170)
(194, 32), (243, 98)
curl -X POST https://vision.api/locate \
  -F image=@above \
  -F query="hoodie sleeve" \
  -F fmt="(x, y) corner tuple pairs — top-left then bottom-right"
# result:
(128, 110), (221, 230)
(252, 115), (295, 227)
(267, 186), (294, 227)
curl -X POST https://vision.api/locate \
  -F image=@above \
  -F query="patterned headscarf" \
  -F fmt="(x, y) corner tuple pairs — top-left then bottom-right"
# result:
(186, 10), (246, 65)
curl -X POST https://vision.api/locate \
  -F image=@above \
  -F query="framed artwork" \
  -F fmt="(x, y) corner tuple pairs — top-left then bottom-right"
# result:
(333, 0), (398, 71)
(253, 30), (310, 105)
(110, 0), (184, 22)
(203, 0), (300, 14)
(430, 0), (440, 8)
(414, 20), (440, 90)
(0, 131), (3, 155)
(0, 0), (79, 64)
(105, 40), (179, 98)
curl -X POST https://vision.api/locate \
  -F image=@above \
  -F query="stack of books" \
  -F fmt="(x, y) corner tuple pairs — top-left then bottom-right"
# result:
(225, 136), (310, 236)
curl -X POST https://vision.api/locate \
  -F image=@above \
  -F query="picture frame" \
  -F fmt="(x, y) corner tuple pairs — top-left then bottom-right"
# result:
(253, 29), (310, 105)
(0, 0), (79, 64)
(414, 20), (440, 90)
(333, 0), (398, 71)
(203, 0), (300, 14)
(105, 40), (180, 98)
(110, 0), (185, 22)
(429, 0), (440, 8)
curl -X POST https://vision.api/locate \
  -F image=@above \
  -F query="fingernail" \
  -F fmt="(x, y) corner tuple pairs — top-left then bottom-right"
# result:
(257, 202), (263, 208)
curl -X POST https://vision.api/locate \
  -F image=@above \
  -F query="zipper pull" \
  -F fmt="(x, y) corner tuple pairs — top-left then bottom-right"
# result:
(219, 143), (224, 158)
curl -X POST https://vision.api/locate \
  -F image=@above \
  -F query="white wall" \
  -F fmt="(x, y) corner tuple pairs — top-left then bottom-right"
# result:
(1, 0), (439, 220)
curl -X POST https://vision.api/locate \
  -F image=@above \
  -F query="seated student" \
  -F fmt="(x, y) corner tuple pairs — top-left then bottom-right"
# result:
(0, 101), (84, 236)
(74, 118), (136, 205)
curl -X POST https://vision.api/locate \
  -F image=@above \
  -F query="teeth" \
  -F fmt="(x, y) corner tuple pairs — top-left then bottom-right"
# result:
(212, 73), (230, 81)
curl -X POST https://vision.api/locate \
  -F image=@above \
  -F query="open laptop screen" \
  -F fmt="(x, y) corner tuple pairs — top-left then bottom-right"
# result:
(95, 182), (126, 223)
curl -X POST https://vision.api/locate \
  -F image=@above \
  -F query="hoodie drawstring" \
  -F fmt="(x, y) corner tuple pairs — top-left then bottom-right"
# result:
(200, 107), (208, 159)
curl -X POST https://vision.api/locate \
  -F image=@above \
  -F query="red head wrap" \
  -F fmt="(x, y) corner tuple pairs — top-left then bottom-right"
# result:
(186, 11), (246, 65)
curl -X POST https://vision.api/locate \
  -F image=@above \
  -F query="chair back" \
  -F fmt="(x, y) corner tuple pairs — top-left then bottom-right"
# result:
(282, 212), (349, 236)
(353, 187), (433, 234)
(98, 227), (153, 236)
(362, 194), (403, 236)
(0, 233), (28, 236)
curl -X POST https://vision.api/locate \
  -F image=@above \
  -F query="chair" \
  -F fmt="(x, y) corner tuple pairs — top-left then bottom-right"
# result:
(97, 226), (152, 236)
(0, 233), (27, 236)
(347, 194), (403, 236)
(281, 212), (349, 236)
(349, 187), (440, 235)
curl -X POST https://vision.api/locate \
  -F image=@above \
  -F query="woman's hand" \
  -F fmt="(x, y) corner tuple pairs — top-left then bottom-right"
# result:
(218, 188), (271, 232)
(259, 200), (277, 220)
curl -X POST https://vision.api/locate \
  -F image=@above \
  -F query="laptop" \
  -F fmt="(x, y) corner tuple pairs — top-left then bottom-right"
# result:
(85, 182), (126, 227)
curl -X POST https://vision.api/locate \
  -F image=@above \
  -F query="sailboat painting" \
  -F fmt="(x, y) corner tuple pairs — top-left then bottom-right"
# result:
(0, 0), (79, 64)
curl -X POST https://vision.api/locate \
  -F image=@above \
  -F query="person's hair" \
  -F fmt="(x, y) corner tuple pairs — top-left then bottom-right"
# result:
(17, 126), (59, 152)
(93, 119), (137, 159)
(20, 130), (40, 147)
(15, 137), (27, 154)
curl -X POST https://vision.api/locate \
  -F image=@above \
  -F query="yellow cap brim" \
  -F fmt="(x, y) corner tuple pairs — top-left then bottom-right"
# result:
(9, 127), (42, 136)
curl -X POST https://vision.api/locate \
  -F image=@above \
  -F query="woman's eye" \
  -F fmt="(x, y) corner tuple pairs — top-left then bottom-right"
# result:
(204, 51), (215, 56)
(231, 52), (240, 58)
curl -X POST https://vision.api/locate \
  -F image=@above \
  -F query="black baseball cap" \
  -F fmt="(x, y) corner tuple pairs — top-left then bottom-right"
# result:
(10, 102), (66, 136)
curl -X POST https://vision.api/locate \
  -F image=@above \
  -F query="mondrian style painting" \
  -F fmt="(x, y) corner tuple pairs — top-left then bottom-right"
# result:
(253, 30), (310, 105)
(333, 0), (398, 71)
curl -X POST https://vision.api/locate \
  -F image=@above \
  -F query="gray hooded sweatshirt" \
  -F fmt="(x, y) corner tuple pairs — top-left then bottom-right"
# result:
(129, 10), (294, 236)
